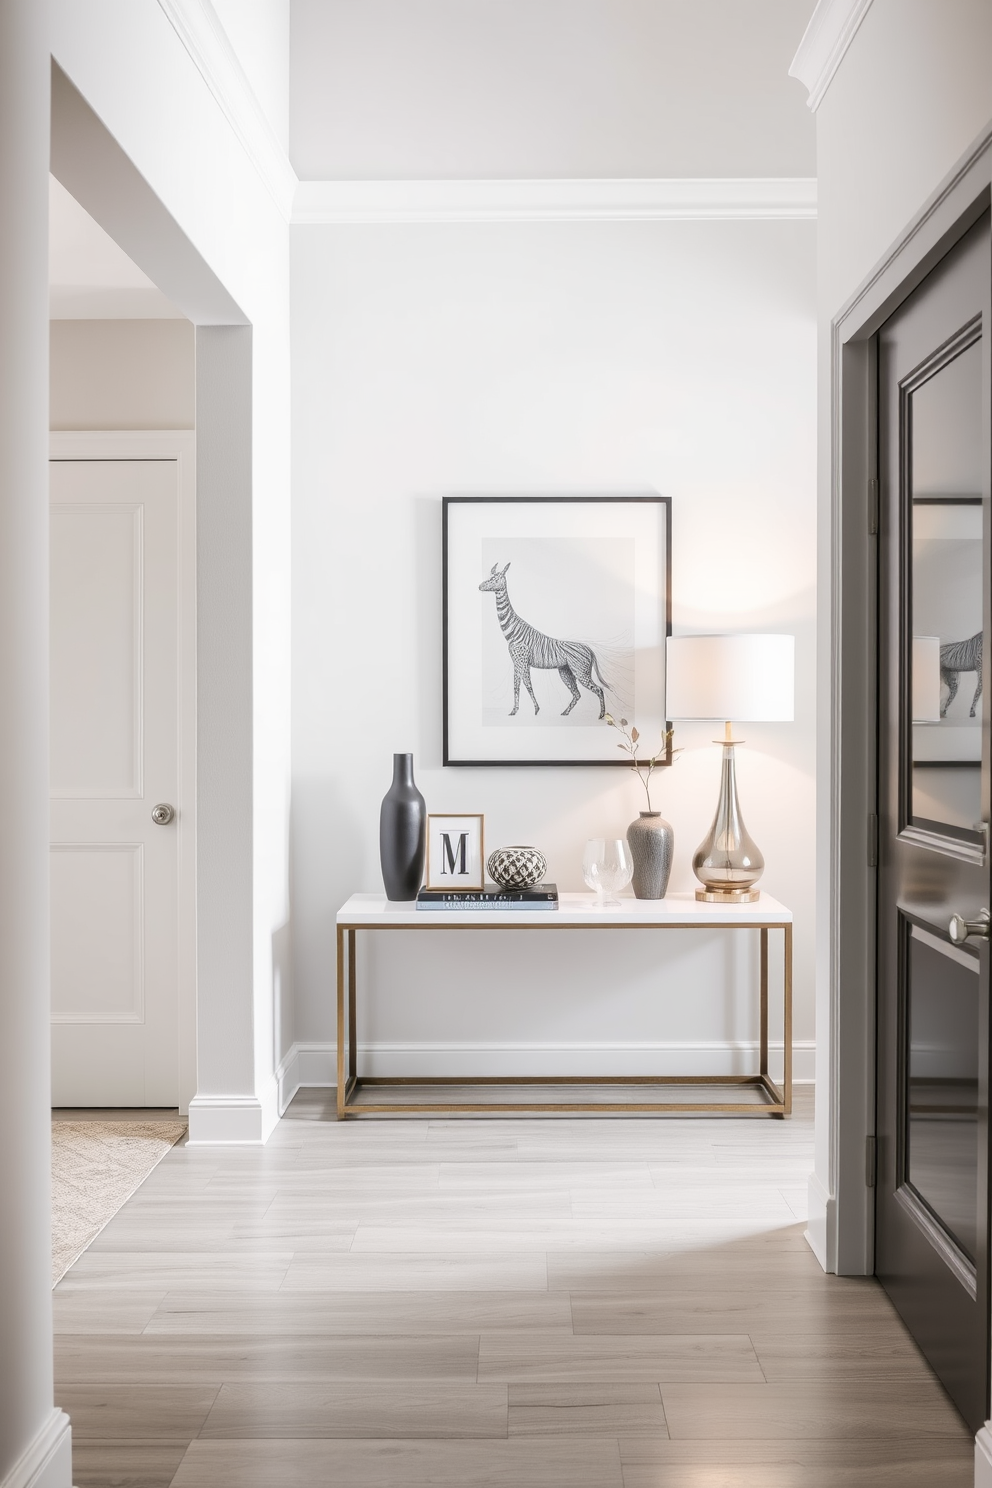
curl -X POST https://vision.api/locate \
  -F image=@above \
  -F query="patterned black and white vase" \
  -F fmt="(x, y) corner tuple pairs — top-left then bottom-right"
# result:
(379, 753), (426, 901)
(626, 812), (674, 900)
(487, 845), (547, 889)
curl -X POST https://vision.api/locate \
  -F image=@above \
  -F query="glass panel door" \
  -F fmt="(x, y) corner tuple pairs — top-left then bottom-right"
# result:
(876, 210), (991, 1432)
(910, 335), (984, 836)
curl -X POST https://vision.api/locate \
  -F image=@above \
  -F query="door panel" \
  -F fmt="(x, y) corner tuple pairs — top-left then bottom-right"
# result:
(51, 844), (143, 1022)
(50, 503), (142, 796)
(876, 212), (992, 1432)
(50, 459), (180, 1107)
(905, 928), (980, 1262)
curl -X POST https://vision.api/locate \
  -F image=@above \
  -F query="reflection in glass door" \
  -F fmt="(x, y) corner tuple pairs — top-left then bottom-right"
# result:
(911, 335), (984, 835)
(906, 928), (979, 1266)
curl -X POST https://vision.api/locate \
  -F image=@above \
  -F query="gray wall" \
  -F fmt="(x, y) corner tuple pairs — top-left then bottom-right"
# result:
(50, 318), (194, 429)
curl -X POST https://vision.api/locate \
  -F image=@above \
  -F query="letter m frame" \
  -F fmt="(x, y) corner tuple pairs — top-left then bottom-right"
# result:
(425, 813), (485, 890)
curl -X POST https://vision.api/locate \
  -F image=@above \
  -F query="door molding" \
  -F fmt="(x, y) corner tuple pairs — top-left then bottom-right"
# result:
(825, 123), (992, 1279)
(49, 429), (196, 1113)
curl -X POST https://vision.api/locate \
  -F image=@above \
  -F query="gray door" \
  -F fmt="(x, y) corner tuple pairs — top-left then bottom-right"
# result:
(876, 211), (991, 1431)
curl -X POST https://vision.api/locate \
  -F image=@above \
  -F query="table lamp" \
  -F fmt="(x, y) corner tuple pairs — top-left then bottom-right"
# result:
(666, 634), (795, 902)
(912, 636), (941, 723)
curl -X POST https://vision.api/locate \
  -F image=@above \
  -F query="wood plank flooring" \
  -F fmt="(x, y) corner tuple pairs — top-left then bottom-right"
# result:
(53, 1088), (975, 1487)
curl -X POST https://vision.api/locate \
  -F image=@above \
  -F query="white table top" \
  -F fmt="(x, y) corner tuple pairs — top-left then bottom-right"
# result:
(337, 890), (791, 927)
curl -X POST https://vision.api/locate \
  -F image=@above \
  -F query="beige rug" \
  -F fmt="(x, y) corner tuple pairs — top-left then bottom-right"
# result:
(51, 1121), (187, 1285)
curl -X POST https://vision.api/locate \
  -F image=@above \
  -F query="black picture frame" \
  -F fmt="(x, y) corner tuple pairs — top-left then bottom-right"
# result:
(443, 495), (672, 767)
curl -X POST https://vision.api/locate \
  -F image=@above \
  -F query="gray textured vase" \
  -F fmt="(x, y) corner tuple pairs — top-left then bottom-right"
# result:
(626, 812), (674, 900)
(379, 753), (427, 901)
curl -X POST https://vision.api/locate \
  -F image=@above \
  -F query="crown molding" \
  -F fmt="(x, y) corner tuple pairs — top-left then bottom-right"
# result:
(156, 0), (297, 221)
(789, 0), (875, 112)
(292, 177), (817, 225)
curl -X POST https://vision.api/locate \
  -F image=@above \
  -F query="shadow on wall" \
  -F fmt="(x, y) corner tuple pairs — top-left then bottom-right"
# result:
(413, 491), (443, 768)
(271, 918), (294, 1079)
(290, 775), (367, 1042)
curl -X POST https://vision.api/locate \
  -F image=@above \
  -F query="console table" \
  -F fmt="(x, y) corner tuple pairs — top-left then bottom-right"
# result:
(334, 891), (792, 1119)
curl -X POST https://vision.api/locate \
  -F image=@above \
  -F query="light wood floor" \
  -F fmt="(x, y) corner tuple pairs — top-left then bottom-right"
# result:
(53, 1087), (974, 1487)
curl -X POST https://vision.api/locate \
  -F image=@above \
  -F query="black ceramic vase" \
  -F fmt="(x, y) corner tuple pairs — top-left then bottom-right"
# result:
(379, 753), (427, 901)
(626, 812), (674, 899)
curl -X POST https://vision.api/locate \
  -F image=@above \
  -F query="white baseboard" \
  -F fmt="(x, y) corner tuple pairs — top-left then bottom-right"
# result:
(975, 1424), (992, 1488)
(256, 1072), (280, 1144)
(805, 1170), (836, 1273)
(187, 1094), (276, 1145)
(277, 1038), (815, 1114)
(275, 1042), (301, 1115)
(0, 1410), (72, 1488)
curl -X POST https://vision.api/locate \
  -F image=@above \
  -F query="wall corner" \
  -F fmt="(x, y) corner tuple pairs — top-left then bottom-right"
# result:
(805, 1171), (837, 1272)
(1, 1410), (72, 1488)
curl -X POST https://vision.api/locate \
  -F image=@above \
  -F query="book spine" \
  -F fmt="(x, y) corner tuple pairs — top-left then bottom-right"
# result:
(419, 886), (557, 901)
(417, 897), (558, 905)
(416, 892), (562, 904)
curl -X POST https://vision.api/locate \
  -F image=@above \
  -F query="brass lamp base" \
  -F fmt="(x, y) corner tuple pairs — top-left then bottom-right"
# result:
(695, 887), (761, 903)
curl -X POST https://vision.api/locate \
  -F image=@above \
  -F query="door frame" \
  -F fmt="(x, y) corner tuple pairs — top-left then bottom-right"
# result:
(49, 429), (196, 1114)
(827, 125), (992, 1279)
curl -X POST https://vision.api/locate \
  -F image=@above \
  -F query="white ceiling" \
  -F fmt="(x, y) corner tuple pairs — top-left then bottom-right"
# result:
(290, 0), (817, 181)
(49, 176), (185, 320)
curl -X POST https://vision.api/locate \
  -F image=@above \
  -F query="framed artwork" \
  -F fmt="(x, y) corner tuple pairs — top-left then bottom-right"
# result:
(425, 814), (485, 890)
(911, 497), (983, 767)
(443, 495), (672, 766)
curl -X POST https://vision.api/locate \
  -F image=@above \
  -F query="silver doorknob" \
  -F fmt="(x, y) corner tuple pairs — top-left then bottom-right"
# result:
(151, 803), (175, 826)
(949, 910), (990, 944)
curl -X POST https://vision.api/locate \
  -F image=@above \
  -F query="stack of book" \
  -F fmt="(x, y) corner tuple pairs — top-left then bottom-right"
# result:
(416, 883), (559, 911)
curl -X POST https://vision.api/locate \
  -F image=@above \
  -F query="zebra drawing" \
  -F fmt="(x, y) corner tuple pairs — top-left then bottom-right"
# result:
(479, 562), (612, 718)
(940, 631), (983, 717)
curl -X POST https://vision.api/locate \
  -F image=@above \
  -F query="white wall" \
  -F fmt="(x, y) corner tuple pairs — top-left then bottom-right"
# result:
(290, 0), (816, 180)
(0, 5), (73, 1483)
(807, 0), (992, 1271)
(44, 1), (816, 1138)
(50, 319), (194, 429)
(51, 0), (292, 1141)
(291, 214), (817, 1079)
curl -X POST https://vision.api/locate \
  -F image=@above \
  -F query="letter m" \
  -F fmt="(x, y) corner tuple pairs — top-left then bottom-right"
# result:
(440, 832), (468, 875)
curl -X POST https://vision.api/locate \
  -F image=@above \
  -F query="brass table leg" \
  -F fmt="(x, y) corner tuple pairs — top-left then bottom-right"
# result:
(348, 928), (357, 1086)
(759, 927), (769, 1081)
(783, 921), (793, 1115)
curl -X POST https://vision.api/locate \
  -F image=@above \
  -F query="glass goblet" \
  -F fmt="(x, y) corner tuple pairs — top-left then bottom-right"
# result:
(582, 838), (634, 908)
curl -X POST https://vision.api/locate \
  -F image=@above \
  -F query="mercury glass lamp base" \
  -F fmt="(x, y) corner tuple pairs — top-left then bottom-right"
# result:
(691, 734), (765, 906)
(695, 887), (761, 903)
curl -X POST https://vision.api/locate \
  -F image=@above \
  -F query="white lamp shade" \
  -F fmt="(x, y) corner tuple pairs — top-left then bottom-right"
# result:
(666, 634), (795, 722)
(912, 635), (942, 723)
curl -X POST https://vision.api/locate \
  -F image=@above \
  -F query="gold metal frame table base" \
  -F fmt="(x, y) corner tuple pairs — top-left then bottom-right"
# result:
(335, 892), (792, 1119)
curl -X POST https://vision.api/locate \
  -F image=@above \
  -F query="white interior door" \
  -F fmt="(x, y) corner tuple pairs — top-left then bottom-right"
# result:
(50, 457), (181, 1106)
